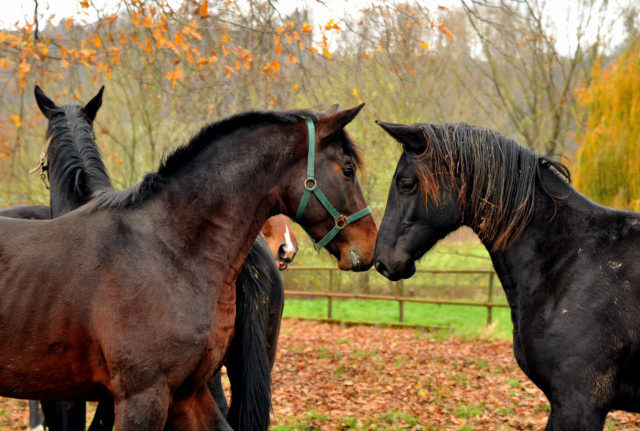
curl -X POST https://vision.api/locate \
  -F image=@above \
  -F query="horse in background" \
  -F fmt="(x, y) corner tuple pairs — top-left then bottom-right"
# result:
(0, 205), (50, 220)
(0, 85), (110, 431)
(0, 86), (283, 431)
(262, 214), (299, 269)
(373, 120), (640, 430)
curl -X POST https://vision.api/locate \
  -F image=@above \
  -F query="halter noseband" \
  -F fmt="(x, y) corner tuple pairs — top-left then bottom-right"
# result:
(294, 118), (372, 251)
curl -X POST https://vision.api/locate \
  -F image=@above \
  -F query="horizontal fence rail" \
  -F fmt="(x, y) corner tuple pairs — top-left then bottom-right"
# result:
(282, 266), (507, 326)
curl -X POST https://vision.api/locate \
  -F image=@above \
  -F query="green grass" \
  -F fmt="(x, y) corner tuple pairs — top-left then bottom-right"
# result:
(282, 298), (513, 340)
(455, 402), (486, 419)
(282, 232), (513, 340)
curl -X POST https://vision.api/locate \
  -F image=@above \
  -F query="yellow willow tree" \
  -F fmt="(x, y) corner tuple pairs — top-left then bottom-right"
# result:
(574, 34), (640, 210)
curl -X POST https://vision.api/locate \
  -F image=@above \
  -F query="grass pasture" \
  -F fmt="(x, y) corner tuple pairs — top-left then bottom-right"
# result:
(282, 235), (513, 340)
(282, 299), (513, 340)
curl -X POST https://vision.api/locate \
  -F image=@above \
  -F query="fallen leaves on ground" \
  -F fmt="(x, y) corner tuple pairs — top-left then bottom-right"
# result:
(1, 318), (639, 430)
(270, 319), (640, 430)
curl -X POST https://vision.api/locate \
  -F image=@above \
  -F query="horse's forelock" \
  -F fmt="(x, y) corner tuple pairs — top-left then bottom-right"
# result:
(340, 130), (364, 170)
(407, 124), (456, 207)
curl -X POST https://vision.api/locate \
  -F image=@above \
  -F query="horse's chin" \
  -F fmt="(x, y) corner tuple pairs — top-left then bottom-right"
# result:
(375, 260), (415, 281)
(337, 248), (373, 272)
(373, 249), (416, 281)
(277, 261), (288, 271)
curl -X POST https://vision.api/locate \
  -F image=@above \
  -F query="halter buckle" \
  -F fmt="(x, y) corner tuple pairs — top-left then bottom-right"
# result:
(335, 215), (348, 229)
(304, 178), (317, 191)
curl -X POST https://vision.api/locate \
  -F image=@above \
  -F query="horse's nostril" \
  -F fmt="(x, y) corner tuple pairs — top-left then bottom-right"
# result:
(278, 245), (286, 259)
(375, 260), (389, 277)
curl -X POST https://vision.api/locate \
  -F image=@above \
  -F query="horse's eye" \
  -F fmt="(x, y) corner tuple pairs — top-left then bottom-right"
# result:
(400, 180), (417, 193)
(342, 166), (355, 178)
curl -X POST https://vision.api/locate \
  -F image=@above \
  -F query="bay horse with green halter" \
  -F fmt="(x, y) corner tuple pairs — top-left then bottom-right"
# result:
(374, 120), (640, 430)
(0, 103), (376, 430)
(0, 86), (297, 431)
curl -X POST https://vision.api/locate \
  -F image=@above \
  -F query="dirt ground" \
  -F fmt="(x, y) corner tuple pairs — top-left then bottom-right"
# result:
(1, 318), (639, 430)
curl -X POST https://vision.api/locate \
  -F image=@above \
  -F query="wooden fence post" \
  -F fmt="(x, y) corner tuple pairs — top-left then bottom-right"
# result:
(486, 272), (495, 325)
(397, 279), (404, 323)
(328, 269), (334, 319)
(329, 269), (334, 293)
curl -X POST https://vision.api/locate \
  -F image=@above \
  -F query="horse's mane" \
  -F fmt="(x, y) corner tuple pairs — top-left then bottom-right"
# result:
(92, 108), (359, 210)
(46, 104), (112, 195)
(411, 122), (571, 250)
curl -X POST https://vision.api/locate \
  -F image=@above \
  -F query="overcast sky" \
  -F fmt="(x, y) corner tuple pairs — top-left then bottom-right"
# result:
(1, 0), (628, 56)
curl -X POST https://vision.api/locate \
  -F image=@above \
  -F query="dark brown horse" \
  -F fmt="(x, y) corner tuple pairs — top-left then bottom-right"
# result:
(0, 103), (376, 430)
(373, 120), (640, 430)
(262, 214), (299, 269)
(0, 86), (291, 431)
(1, 88), (293, 431)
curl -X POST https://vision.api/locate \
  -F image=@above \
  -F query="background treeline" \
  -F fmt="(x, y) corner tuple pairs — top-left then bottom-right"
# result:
(0, 0), (638, 236)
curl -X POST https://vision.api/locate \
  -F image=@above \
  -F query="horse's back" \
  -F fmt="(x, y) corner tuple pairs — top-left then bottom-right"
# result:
(0, 207), (218, 401)
(0, 214), (106, 399)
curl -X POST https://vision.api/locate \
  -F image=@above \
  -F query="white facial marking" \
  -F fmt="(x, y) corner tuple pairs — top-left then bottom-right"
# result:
(284, 226), (295, 253)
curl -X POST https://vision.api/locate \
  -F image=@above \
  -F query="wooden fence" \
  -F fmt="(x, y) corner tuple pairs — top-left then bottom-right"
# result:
(282, 266), (508, 326)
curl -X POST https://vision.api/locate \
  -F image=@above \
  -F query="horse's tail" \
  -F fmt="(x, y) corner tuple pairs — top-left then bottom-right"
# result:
(225, 234), (284, 431)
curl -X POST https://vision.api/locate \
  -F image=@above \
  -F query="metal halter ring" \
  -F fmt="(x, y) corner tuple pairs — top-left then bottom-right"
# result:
(335, 215), (348, 229)
(304, 178), (317, 191)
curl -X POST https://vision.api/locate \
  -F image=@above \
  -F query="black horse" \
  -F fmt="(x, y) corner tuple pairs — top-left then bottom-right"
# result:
(0, 85), (109, 431)
(373, 120), (640, 430)
(0, 86), (285, 431)
(0, 205), (50, 220)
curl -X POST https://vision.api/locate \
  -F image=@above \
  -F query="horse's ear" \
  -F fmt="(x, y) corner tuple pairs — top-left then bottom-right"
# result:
(376, 120), (426, 154)
(317, 103), (364, 140)
(84, 86), (104, 122)
(34, 85), (58, 120)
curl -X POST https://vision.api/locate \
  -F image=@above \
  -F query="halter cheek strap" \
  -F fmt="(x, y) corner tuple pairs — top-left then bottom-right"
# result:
(294, 118), (372, 251)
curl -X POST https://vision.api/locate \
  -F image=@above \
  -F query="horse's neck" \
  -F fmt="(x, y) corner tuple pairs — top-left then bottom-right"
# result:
(483, 169), (605, 307)
(158, 126), (300, 285)
(49, 182), (84, 217)
(47, 138), (112, 217)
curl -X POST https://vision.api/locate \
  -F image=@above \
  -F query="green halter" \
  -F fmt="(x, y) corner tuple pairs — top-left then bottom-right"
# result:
(295, 118), (372, 251)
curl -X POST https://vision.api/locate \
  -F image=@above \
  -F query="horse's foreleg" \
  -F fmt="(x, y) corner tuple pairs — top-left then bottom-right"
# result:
(28, 400), (44, 431)
(545, 402), (607, 431)
(166, 385), (232, 431)
(88, 397), (115, 431)
(41, 401), (86, 431)
(113, 385), (170, 431)
(207, 371), (229, 417)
